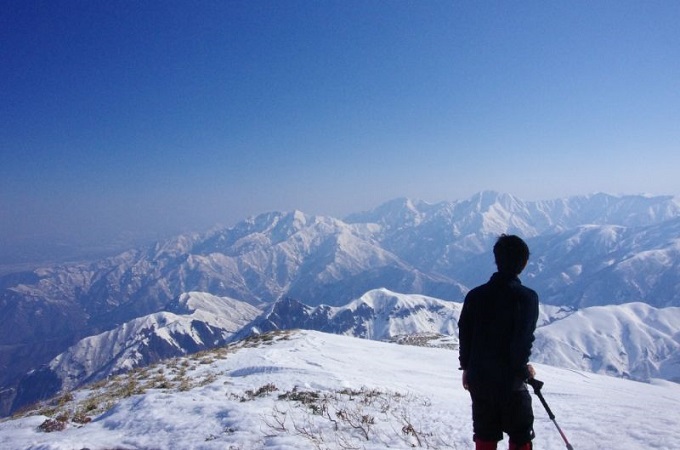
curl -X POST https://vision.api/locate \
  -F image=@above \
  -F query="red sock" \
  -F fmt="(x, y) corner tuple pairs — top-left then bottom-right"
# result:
(475, 439), (498, 450)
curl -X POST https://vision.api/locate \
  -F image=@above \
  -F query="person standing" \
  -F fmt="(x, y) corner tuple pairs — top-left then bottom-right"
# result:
(458, 234), (540, 450)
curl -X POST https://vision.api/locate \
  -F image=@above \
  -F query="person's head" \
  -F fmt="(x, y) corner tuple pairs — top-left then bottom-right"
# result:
(493, 234), (530, 275)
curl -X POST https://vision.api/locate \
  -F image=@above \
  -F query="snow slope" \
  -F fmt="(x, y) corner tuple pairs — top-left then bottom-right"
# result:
(2, 330), (679, 450)
(533, 302), (680, 382)
(50, 292), (262, 390)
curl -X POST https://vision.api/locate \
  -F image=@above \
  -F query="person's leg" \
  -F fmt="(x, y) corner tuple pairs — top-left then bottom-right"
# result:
(471, 390), (503, 448)
(504, 389), (535, 449)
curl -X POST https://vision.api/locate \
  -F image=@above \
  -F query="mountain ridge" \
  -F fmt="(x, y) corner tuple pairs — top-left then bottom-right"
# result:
(10, 288), (679, 416)
(2, 191), (680, 416)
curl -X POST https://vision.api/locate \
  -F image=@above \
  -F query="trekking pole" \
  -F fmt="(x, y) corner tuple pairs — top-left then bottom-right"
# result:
(527, 378), (574, 450)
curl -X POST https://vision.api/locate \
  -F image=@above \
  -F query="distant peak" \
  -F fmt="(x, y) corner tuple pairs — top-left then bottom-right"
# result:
(463, 190), (521, 211)
(344, 197), (430, 226)
(473, 190), (517, 201)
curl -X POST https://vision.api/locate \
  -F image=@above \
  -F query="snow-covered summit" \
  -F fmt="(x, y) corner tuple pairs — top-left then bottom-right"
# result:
(2, 330), (679, 450)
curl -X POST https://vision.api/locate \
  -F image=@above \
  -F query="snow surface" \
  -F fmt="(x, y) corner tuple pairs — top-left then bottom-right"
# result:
(533, 302), (680, 382)
(2, 330), (679, 450)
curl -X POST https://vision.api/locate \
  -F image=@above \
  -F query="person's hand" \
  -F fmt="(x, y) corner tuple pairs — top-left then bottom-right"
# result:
(462, 370), (469, 390)
(526, 364), (536, 379)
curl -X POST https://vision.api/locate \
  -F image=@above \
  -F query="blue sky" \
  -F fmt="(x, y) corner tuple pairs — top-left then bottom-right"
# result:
(1, 1), (679, 262)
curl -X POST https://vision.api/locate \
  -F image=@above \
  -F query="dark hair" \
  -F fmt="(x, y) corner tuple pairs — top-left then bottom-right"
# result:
(493, 234), (530, 275)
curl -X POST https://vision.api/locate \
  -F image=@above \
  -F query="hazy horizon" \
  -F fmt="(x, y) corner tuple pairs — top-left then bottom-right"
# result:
(2, 189), (677, 270)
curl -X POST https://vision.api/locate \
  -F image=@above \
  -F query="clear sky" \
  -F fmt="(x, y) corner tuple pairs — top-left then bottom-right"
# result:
(1, 1), (679, 263)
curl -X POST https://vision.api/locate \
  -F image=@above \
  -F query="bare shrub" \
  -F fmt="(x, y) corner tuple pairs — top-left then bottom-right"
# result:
(239, 383), (278, 402)
(38, 418), (67, 433)
(263, 386), (458, 449)
(72, 410), (92, 424)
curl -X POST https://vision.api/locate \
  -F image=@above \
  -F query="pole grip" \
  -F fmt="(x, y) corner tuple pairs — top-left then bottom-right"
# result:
(527, 377), (544, 392)
(527, 378), (556, 420)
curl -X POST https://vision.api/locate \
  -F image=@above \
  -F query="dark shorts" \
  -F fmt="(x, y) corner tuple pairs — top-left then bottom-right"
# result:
(470, 387), (534, 444)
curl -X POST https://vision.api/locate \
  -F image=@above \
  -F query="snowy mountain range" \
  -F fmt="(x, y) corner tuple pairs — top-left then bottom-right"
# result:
(10, 288), (679, 417)
(2, 330), (680, 450)
(2, 191), (680, 416)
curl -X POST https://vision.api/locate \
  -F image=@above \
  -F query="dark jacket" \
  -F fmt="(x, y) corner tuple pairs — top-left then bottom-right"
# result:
(458, 271), (539, 394)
